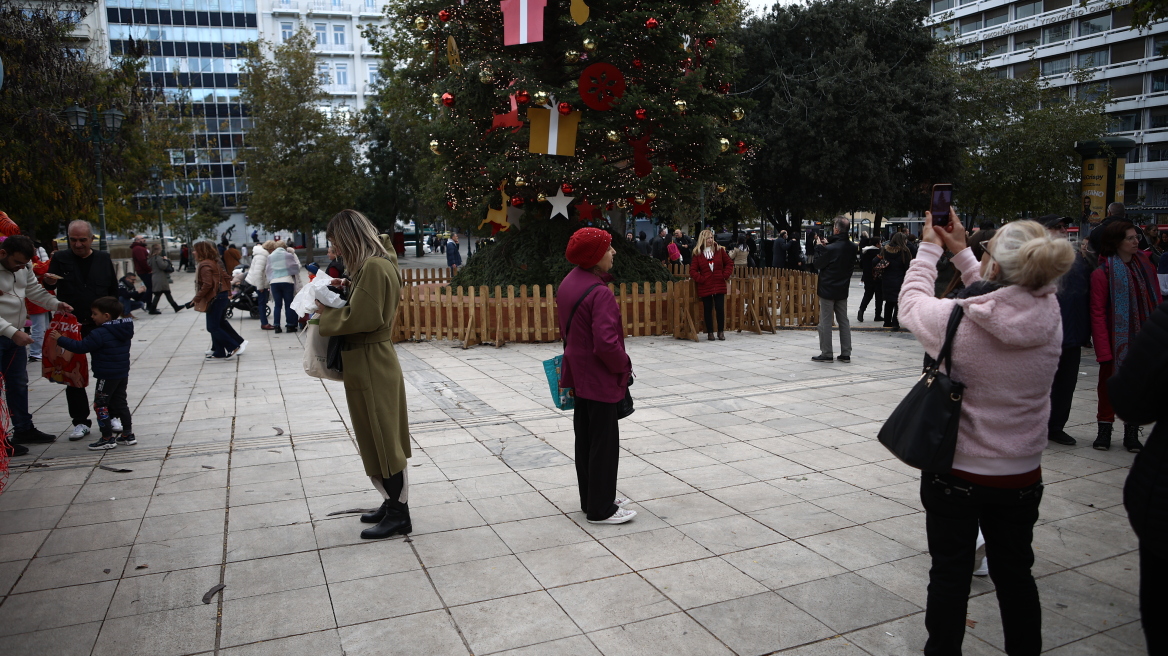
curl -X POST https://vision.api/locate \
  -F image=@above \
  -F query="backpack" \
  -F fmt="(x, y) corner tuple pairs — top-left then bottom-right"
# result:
(667, 242), (681, 262)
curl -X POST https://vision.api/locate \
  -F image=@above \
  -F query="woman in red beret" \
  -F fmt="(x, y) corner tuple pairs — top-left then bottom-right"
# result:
(556, 228), (637, 525)
(690, 229), (734, 340)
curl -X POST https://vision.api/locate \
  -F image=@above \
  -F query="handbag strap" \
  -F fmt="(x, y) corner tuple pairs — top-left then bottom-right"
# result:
(933, 304), (965, 374)
(562, 283), (602, 344)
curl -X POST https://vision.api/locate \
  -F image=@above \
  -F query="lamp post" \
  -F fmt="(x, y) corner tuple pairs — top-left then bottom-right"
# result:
(63, 105), (125, 252)
(149, 165), (166, 257)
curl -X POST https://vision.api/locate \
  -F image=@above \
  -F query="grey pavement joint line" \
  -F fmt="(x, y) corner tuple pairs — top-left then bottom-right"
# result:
(211, 384), (239, 654)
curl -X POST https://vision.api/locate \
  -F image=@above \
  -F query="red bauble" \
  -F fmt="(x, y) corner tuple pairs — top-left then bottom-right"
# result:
(558, 101), (572, 115)
(632, 58), (643, 69)
(645, 17), (658, 29)
(634, 108), (647, 120)
(561, 183), (574, 194)
(669, 163), (678, 172)
(441, 92), (455, 107)
(578, 62), (626, 111)
(438, 9), (450, 21)
(718, 83), (731, 94)
(704, 37), (716, 49)
(510, 196), (524, 206)
(736, 140), (747, 154)
(446, 200), (455, 209)
(713, 0), (721, 4)
(516, 90), (531, 104)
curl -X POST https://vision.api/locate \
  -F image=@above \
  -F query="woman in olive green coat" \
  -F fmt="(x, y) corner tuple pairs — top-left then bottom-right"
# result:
(316, 210), (411, 540)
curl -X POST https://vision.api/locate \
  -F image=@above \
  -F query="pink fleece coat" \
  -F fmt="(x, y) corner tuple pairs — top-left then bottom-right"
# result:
(898, 242), (1062, 476)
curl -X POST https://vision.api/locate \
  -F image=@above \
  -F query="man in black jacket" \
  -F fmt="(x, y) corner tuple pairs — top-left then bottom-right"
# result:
(649, 228), (668, 262)
(45, 220), (119, 440)
(772, 231), (788, 269)
(672, 229), (692, 265)
(1042, 216), (1090, 446)
(811, 217), (858, 363)
(1090, 202), (1150, 253)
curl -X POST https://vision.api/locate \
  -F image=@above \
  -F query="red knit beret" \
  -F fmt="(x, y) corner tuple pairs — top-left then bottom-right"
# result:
(0, 213), (19, 237)
(566, 228), (612, 269)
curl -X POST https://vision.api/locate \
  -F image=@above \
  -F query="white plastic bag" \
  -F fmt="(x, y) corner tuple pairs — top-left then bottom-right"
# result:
(290, 273), (346, 316)
(303, 315), (343, 381)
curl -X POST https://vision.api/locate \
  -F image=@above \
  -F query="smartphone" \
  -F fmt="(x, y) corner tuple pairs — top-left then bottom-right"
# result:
(930, 184), (953, 226)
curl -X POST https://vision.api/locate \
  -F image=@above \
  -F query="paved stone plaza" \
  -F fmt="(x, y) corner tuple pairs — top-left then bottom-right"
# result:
(0, 270), (1147, 656)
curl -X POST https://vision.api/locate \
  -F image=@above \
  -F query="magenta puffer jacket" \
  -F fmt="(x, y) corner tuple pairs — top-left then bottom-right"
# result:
(556, 266), (631, 403)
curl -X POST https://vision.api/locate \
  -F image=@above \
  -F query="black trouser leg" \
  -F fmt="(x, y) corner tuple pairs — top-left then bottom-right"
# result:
(140, 273), (154, 310)
(702, 295), (714, 334)
(712, 293), (726, 332)
(66, 385), (91, 427)
(108, 379), (131, 434)
(573, 396), (620, 521)
(1125, 457), (1168, 655)
(874, 287), (884, 318)
(859, 287), (874, 313)
(1047, 346), (1081, 437)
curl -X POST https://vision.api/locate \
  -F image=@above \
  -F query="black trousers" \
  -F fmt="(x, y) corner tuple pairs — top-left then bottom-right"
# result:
(574, 396), (620, 521)
(859, 284), (884, 318)
(921, 472), (1043, 656)
(152, 291), (182, 311)
(701, 294), (726, 334)
(94, 377), (131, 437)
(139, 273), (154, 309)
(1047, 345), (1081, 437)
(883, 300), (900, 328)
(1124, 442), (1168, 655)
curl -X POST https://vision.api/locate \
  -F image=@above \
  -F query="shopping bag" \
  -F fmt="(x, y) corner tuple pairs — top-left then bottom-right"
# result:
(42, 312), (88, 388)
(543, 355), (574, 410)
(303, 316), (343, 381)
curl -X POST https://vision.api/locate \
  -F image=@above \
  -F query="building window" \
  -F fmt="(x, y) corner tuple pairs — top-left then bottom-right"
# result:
(281, 21), (293, 42)
(333, 24), (345, 44)
(959, 46), (980, 62)
(1079, 14), (1112, 37)
(984, 7), (1008, 27)
(1111, 74), (1144, 97)
(932, 24), (953, 39)
(365, 0), (375, 7)
(1111, 39), (1146, 64)
(1127, 148), (1141, 164)
(983, 37), (1008, 56)
(1147, 143), (1168, 162)
(1150, 109), (1168, 129)
(1153, 72), (1168, 92)
(169, 150), (186, 165)
(1041, 56), (1071, 76)
(315, 23), (327, 44)
(1110, 112), (1141, 133)
(1015, 0), (1042, 19)
(1043, 23), (1070, 44)
(959, 15), (981, 34)
(1014, 60), (1037, 78)
(58, 10), (82, 24)
(1044, 0), (1071, 11)
(1014, 29), (1040, 50)
(932, 0), (953, 13)
(1077, 49), (1109, 68)
(367, 63), (379, 84)
(335, 63), (348, 85)
(318, 62), (331, 84)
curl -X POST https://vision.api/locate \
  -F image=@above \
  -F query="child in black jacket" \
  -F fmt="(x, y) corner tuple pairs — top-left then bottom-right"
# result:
(50, 296), (135, 450)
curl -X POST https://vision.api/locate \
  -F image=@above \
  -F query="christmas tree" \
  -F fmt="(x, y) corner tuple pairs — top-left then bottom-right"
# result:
(376, 0), (750, 287)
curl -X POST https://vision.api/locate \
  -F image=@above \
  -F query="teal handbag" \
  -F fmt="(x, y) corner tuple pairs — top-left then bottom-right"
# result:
(543, 283), (601, 411)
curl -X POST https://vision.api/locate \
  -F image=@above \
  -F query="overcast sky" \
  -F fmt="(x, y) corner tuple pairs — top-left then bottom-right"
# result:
(741, 0), (799, 19)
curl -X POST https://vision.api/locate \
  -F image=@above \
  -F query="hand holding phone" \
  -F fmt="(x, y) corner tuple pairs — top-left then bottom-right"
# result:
(930, 184), (953, 226)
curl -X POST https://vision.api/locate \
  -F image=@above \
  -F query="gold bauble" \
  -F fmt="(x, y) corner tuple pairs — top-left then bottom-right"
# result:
(615, 198), (628, 208)
(646, 191), (658, 200)
(421, 39), (431, 50)
(533, 91), (549, 105)
(536, 193), (547, 202)
(634, 195), (646, 205)
(731, 107), (745, 121)
(583, 38), (597, 51)
(716, 184), (727, 193)
(479, 68), (494, 83)
(414, 16), (427, 30)
(431, 92), (441, 105)
(565, 50), (580, 64)
(674, 99), (687, 113)
(719, 137), (730, 152)
(605, 130), (621, 143)
(514, 175), (526, 187)
(429, 139), (440, 154)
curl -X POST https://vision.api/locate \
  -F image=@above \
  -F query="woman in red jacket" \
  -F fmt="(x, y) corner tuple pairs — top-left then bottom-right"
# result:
(1089, 220), (1163, 452)
(690, 229), (734, 341)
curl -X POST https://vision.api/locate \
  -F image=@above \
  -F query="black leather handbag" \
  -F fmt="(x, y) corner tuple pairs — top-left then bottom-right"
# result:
(878, 305), (965, 473)
(617, 376), (634, 419)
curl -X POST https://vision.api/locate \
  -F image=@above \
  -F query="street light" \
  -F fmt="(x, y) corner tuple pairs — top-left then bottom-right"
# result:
(63, 104), (125, 252)
(149, 165), (166, 257)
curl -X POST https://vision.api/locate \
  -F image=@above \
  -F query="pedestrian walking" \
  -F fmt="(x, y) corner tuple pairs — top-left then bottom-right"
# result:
(266, 244), (301, 333)
(193, 241), (245, 360)
(316, 210), (413, 539)
(1089, 219), (1163, 452)
(447, 233), (462, 272)
(730, 235), (751, 268)
(179, 243), (191, 271)
(246, 240), (275, 330)
(556, 228), (636, 525)
(45, 220), (119, 441)
(223, 243), (242, 272)
(147, 244), (184, 313)
(901, 211), (1074, 656)
(811, 216), (858, 362)
(690, 229), (733, 341)
(880, 233), (912, 330)
(772, 231), (788, 269)
(635, 231), (651, 257)
(1041, 216), (1090, 446)
(130, 236), (154, 313)
(858, 236), (884, 323)
(649, 228), (669, 262)
(1111, 300), (1168, 655)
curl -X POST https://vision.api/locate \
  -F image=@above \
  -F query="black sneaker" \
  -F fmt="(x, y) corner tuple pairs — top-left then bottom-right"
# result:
(1124, 424), (1144, 453)
(11, 427), (57, 444)
(1048, 431), (1077, 446)
(811, 354), (834, 362)
(115, 433), (137, 446)
(5, 442), (29, 457)
(274, 326), (283, 334)
(87, 435), (117, 451)
(836, 355), (851, 363)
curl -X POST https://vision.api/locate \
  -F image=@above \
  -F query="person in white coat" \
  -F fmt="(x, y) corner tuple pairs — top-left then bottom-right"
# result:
(245, 240), (274, 330)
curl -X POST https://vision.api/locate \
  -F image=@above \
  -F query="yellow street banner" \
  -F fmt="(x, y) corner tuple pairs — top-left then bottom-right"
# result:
(1081, 157), (1106, 223)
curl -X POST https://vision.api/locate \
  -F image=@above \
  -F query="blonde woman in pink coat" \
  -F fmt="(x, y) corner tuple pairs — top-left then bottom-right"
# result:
(899, 209), (1074, 656)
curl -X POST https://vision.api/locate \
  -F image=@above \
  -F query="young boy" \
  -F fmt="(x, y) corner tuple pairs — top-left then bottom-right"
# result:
(49, 296), (136, 450)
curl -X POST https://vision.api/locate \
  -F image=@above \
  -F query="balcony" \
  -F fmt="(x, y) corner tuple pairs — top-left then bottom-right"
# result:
(307, 0), (351, 15)
(324, 83), (357, 94)
(271, 0), (299, 13)
(316, 41), (354, 52)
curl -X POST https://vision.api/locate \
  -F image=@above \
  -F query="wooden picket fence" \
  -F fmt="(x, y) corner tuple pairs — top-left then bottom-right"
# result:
(392, 268), (819, 347)
(401, 268), (452, 286)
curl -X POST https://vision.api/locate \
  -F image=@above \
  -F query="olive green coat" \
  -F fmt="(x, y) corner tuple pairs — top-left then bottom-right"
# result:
(318, 248), (409, 478)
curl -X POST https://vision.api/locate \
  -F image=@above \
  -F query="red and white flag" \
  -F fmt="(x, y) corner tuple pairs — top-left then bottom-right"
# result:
(501, 0), (546, 45)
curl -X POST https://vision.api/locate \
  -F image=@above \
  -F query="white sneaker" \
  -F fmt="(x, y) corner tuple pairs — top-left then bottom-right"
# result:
(236, 340), (248, 355)
(973, 529), (988, 577)
(205, 349), (214, 355)
(68, 424), (91, 441)
(974, 556), (989, 577)
(588, 508), (637, 524)
(111, 418), (123, 433)
(614, 497), (633, 508)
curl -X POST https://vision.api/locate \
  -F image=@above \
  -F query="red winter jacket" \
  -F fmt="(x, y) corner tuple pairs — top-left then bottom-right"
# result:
(690, 247), (734, 298)
(1089, 252), (1163, 362)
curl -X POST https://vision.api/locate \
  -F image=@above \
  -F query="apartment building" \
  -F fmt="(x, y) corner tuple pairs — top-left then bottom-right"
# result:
(928, 0), (1168, 211)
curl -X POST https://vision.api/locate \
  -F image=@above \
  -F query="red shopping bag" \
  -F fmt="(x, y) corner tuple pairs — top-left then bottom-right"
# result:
(43, 312), (88, 388)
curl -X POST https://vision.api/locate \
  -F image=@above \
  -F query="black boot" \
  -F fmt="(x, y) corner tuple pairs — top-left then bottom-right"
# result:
(360, 500), (411, 539)
(1093, 422), (1113, 451)
(1124, 424), (1144, 453)
(858, 309), (865, 323)
(360, 500), (387, 524)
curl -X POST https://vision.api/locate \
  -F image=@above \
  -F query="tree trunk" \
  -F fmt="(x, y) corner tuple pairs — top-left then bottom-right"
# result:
(873, 208), (884, 238)
(302, 218), (315, 264)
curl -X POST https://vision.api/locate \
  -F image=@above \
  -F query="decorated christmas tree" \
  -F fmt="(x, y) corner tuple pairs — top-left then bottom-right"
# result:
(379, 0), (750, 287)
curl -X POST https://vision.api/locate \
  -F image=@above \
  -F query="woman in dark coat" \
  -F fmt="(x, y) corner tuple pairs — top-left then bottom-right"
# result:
(192, 241), (244, 359)
(858, 237), (883, 323)
(556, 228), (636, 525)
(147, 244), (183, 312)
(690, 229), (734, 341)
(880, 232), (912, 330)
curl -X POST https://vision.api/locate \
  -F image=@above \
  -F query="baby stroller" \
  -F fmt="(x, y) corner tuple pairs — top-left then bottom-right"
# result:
(229, 280), (259, 319)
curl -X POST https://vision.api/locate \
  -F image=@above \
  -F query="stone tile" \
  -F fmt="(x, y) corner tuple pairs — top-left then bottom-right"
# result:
(1043, 633), (1148, 655)
(0, 559), (25, 595)
(448, 591), (579, 654)
(0, 530), (48, 562)
(768, 636), (872, 656)
(749, 501), (854, 539)
(547, 573), (678, 633)
(855, 553), (935, 609)
(229, 477), (305, 506)
(1075, 551), (1139, 592)
(452, 471), (536, 499)
(226, 523), (316, 562)
(227, 461), (302, 486)
(223, 550), (326, 600)
(14, 503), (84, 531)
(153, 469), (228, 494)
(126, 533), (223, 574)
(778, 572), (920, 633)
(1103, 621), (1147, 651)
(412, 525), (511, 568)
(329, 569), (442, 626)
(12, 545), (129, 593)
(220, 584), (337, 647)
(494, 635), (600, 656)
(1032, 522), (1129, 568)
(137, 508), (225, 542)
(221, 629), (344, 656)
(705, 481), (799, 513)
(318, 539), (420, 584)
(615, 472), (699, 501)
(675, 514), (787, 555)
(768, 472), (862, 501)
(640, 556), (768, 609)
(0, 484), (82, 511)
(338, 611), (467, 656)
(469, 491), (559, 524)
(106, 565), (222, 618)
(1039, 570), (1140, 632)
(587, 612), (733, 656)
(37, 519), (141, 556)
(844, 615), (1006, 656)
(600, 527), (714, 570)
(0, 581), (117, 637)
(91, 602), (218, 656)
(0, 621), (102, 656)
(144, 487), (227, 517)
(228, 498), (311, 531)
(670, 463), (759, 490)
(864, 512), (930, 552)
(429, 553), (541, 606)
(812, 490), (917, 524)
(517, 540), (631, 588)
(408, 500), (487, 535)
(798, 525), (921, 571)
(963, 592), (1095, 652)
(493, 514), (593, 553)
(637, 492), (737, 526)
(690, 592), (836, 655)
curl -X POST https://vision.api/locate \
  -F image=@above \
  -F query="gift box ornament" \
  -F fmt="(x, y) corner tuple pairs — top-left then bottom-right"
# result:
(500, 0), (546, 45)
(528, 97), (580, 156)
